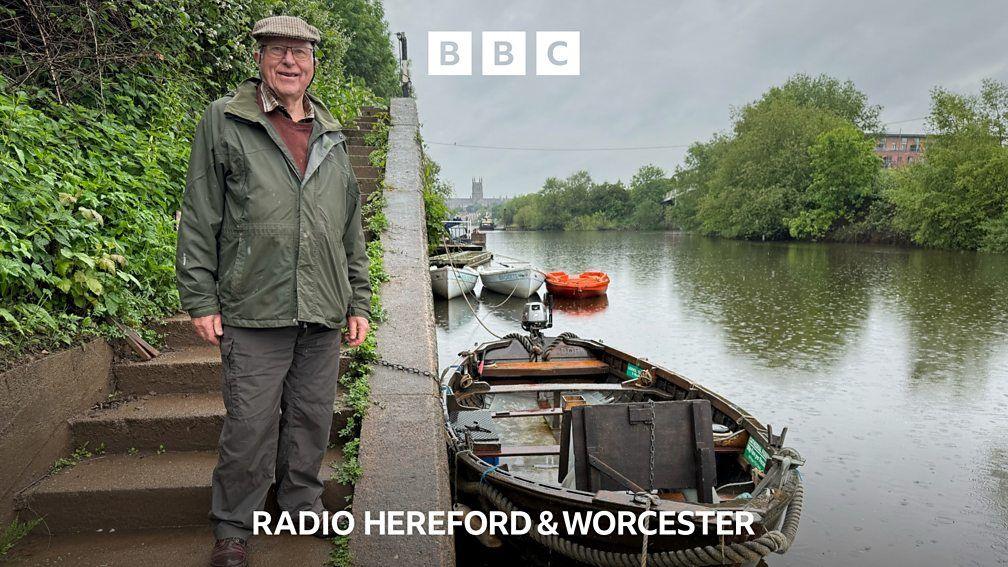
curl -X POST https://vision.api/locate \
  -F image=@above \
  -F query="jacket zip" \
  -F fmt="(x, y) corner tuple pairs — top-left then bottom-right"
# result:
(232, 114), (306, 324)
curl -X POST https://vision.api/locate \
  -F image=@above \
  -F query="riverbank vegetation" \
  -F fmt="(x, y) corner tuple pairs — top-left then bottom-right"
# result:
(496, 74), (1008, 253)
(0, 0), (399, 360)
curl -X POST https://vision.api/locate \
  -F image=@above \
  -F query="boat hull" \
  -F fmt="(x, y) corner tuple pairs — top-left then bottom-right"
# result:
(544, 271), (610, 298)
(478, 266), (545, 298)
(441, 333), (804, 562)
(430, 265), (478, 299)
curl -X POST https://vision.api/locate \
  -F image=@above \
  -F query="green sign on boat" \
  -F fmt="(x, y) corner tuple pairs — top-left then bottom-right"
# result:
(626, 363), (642, 379)
(743, 436), (770, 472)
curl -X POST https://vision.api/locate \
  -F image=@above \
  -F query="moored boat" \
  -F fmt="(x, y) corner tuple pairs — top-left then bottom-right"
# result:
(479, 212), (496, 231)
(430, 265), (478, 299)
(440, 298), (804, 565)
(545, 271), (610, 298)
(478, 262), (546, 298)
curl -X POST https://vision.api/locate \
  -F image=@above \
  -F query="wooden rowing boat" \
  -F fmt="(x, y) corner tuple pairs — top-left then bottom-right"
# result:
(441, 328), (804, 565)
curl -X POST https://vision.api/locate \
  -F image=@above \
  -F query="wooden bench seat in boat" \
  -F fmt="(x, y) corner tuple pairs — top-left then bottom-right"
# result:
(473, 445), (561, 458)
(481, 359), (611, 378)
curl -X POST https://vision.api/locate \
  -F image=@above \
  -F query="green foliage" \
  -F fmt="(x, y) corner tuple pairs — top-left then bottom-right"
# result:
(421, 150), (452, 252)
(334, 437), (363, 484)
(495, 73), (1002, 254)
(788, 124), (881, 239)
(693, 95), (850, 239)
(333, 107), (389, 487)
(740, 73), (882, 132)
(0, 90), (183, 356)
(327, 0), (401, 98)
(666, 73), (892, 241)
(51, 442), (105, 474)
(325, 77), (385, 126)
(327, 534), (354, 567)
(493, 167), (667, 232)
(1, 0), (393, 359)
(889, 80), (1008, 251)
(0, 516), (40, 558)
(0, 1), (352, 119)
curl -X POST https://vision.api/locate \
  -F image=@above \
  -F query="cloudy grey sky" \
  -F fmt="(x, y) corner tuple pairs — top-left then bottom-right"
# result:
(381, 0), (1008, 199)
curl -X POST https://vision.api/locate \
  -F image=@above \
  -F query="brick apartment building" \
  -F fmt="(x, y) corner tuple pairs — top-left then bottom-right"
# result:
(875, 133), (926, 168)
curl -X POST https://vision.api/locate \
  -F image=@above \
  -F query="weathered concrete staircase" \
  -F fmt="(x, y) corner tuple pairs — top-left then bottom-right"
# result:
(10, 107), (386, 566)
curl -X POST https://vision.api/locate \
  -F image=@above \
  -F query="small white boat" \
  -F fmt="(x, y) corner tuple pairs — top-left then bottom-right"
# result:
(430, 265), (479, 299)
(477, 262), (545, 298)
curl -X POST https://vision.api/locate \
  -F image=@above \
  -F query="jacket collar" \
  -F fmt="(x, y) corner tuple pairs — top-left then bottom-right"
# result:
(224, 78), (341, 133)
(259, 81), (315, 120)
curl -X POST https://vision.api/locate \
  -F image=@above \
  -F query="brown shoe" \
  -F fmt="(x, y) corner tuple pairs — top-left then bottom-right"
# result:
(211, 537), (248, 567)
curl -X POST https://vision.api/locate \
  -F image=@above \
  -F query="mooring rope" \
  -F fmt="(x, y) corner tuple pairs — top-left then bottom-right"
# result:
(466, 461), (804, 567)
(441, 238), (506, 340)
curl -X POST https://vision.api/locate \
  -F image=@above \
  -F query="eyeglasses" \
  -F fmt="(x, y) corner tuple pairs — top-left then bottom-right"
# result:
(262, 44), (314, 61)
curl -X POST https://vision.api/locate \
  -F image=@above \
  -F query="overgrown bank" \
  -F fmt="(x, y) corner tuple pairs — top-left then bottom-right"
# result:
(0, 0), (399, 362)
(494, 75), (1008, 253)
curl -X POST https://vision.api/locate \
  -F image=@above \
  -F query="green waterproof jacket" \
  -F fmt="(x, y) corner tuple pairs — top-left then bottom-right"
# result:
(175, 78), (371, 328)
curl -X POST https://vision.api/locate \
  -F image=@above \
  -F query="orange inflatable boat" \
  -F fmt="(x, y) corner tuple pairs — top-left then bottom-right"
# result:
(544, 271), (610, 298)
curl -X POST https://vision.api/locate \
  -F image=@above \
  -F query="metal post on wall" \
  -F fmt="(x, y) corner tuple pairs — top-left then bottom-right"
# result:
(396, 32), (413, 97)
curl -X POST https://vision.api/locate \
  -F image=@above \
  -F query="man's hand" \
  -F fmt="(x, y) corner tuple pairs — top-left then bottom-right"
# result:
(344, 316), (370, 348)
(191, 313), (224, 346)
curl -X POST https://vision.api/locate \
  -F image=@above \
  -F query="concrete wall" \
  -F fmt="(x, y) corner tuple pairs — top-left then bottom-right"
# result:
(350, 98), (455, 566)
(0, 339), (113, 523)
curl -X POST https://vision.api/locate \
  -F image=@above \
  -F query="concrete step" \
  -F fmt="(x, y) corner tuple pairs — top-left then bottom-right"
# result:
(351, 165), (380, 179)
(116, 346), (351, 395)
(357, 178), (379, 198)
(361, 106), (386, 117)
(347, 144), (376, 157)
(350, 154), (372, 167)
(70, 392), (355, 453)
(17, 449), (350, 533)
(343, 126), (374, 138)
(8, 525), (331, 566)
(114, 347), (220, 395)
(345, 121), (375, 133)
(151, 313), (204, 350)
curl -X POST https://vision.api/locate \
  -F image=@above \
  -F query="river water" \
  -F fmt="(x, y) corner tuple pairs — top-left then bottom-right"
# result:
(434, 230), (1008, 567)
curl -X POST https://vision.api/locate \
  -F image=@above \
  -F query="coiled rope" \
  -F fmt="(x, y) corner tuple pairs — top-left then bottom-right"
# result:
(468, 464), (804, 567)
(542, 331), (580, 360)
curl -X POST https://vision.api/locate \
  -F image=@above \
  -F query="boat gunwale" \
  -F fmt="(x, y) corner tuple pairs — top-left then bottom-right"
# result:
(440, 337), (780, 514)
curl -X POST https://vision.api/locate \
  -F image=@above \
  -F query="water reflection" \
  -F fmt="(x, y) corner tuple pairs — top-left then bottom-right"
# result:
(669, 237), (873, 372)
(434, 230), (1008, 567)
(432, 296), (478, 331)
(552, 295), (609, 316)
(883, 249), (1008, 389)
(477, 289), (538, 320)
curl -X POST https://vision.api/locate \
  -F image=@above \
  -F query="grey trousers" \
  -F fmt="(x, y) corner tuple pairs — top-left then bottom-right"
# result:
(210, 323), (341, 540)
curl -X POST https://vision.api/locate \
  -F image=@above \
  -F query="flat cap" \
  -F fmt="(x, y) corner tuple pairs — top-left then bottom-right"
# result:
(252, 15), (321, 44)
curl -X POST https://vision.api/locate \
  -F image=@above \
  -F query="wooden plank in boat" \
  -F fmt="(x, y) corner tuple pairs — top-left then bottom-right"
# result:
(429, 250), (492, 268)
(482, 359), (611, 378)
(492, 408), (563, 418)
(483, 382), (626, 394)
(474, 444), (561, 457)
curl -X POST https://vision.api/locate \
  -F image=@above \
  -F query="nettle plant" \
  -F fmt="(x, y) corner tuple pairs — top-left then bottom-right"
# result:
(0, 88), (182, 351)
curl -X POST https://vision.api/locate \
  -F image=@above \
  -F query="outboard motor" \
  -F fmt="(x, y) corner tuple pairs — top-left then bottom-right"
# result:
(521, 293), (553, 338)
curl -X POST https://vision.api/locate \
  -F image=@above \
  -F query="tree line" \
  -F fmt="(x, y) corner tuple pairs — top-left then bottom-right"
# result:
(493, 74), (1008, 253)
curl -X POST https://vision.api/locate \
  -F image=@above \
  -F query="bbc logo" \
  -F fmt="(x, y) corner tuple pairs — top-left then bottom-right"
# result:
(427, 31), (580, 76)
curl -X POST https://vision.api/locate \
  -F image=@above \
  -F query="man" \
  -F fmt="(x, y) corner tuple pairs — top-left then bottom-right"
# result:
(175, 15), (371, 567)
